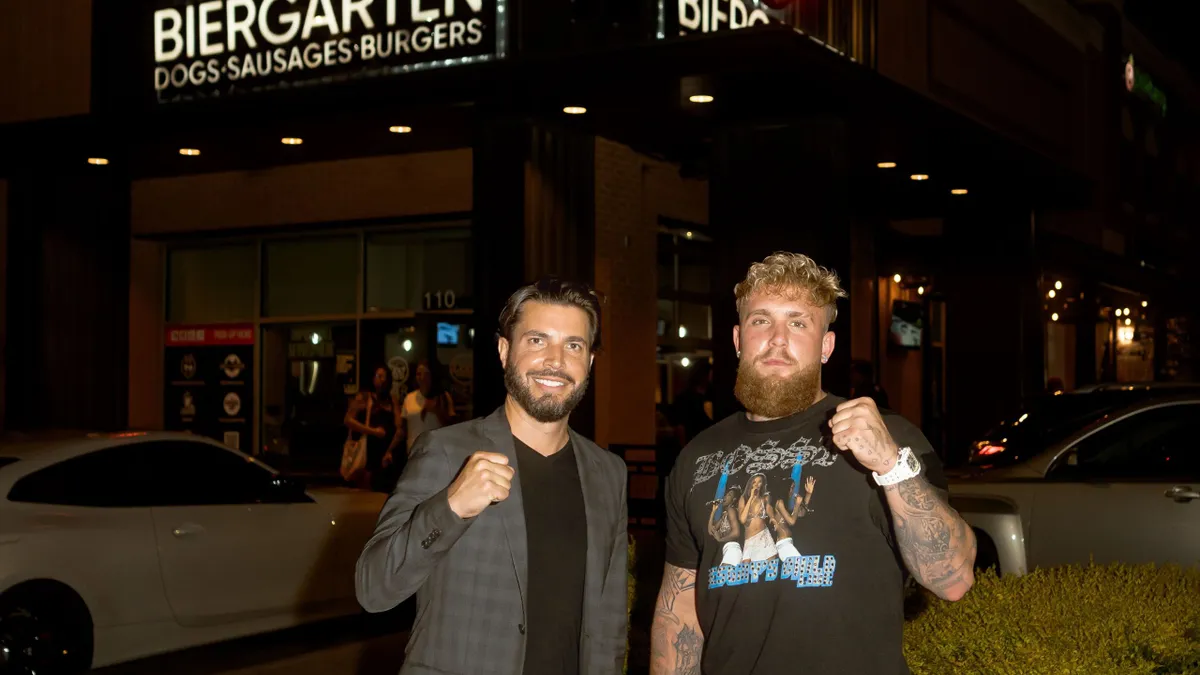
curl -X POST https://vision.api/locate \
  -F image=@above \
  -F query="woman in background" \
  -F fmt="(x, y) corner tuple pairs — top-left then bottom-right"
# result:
(396, 359), (456, 459)
(344, 365), (402, 492)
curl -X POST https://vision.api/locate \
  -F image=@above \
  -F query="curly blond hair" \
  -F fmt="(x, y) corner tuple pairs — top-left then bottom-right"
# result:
(734, 252), (848, 327)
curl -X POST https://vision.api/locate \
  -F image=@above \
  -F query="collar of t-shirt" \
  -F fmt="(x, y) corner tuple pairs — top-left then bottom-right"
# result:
(733, 394), (842, 436)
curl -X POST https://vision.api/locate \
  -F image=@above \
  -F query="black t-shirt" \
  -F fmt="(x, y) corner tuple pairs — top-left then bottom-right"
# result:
(664, 395), (947, 675)
(515, 436), (587, 675)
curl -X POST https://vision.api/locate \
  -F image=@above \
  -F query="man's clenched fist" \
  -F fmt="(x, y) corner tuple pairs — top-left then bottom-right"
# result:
(829, 397), (899, 475)
(447, 451), (515, 519)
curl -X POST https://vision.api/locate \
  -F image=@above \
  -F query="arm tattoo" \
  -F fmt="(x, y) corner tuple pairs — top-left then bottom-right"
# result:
(884, 476), (976, 599)
(673, 626), (702, 675)
(652, 565), (702, 675)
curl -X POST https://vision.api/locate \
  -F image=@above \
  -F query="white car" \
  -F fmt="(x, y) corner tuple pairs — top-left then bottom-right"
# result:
(949, 388), (1200, 576)
(0, 432), (386, 673)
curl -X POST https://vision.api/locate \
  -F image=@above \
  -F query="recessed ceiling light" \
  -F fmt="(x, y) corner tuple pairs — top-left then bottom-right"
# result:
(689, 94), (714, 104)
(563, 106), (587, 115)
(910, 174), (929, 181)
(179, 148), (200, 156)
(877, 162), (897, 168)
(893, 274), (902, 283)
(281, 137), (303, 145)
(389, 125), (412, 134)
(87, 157), (109, 166)
(951, 188), (968, 195)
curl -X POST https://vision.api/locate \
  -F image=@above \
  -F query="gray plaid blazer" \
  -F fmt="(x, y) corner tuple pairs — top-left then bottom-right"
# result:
(356, 406), (629, 675)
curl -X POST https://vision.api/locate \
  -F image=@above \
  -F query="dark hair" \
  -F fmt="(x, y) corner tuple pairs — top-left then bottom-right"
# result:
(415, 358), (447, 398)
(373, 365), (394, 397)
(497, 277), (604, 352)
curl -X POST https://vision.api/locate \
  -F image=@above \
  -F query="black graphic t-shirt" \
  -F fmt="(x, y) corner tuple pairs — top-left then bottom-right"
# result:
(664, 395), (946, 675)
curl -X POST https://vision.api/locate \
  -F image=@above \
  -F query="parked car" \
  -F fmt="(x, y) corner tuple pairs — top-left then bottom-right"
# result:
(0, 432), (386, 674)
(948, 385), (1200, 577)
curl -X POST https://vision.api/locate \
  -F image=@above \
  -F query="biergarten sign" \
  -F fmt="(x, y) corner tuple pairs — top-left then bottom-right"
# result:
(151, 0), (505, 102)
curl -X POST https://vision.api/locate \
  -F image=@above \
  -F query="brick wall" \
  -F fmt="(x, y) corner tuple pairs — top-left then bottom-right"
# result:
(592, 138), (708, 449)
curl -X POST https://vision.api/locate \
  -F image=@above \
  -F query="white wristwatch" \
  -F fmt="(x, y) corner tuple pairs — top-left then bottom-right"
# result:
(873, 446), (921, 486)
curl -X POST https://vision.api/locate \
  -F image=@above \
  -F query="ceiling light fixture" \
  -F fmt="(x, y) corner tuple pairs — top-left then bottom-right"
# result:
(389, 125), (412, 134)
(87, 157), (109, 166)
(179, 148), (200, 156)
(951, 188), (968, 195)
(910, 174), (929, 181)
(281, 137), (303, 145)
(563, 106), (587, 115)
(893, 274), (902, 283)
(689, 94), (714, 103)
(877, 162), (897, 169)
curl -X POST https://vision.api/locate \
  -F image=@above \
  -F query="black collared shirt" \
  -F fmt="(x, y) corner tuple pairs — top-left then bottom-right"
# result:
(514, 435), (587, 675)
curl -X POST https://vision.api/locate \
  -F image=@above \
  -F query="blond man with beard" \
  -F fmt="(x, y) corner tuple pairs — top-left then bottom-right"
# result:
(651, 253), (975, 675)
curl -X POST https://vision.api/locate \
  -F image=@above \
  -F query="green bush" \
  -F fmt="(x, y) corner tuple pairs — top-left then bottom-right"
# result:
(904, 564), (1200, 675)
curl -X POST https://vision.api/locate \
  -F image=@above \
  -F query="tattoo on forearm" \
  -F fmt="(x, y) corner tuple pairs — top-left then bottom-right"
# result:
(885, 477), (976, 597)
(673, 626), (702, 675)
(652, 565), (701, 675)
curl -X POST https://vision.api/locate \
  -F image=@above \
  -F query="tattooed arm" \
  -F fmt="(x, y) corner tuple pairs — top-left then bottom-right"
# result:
(651, 564), (703, 675)
(883, 476), (976, 601)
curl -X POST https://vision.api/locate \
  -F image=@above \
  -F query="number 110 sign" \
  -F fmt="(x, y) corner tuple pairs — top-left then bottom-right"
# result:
(424, 290), (457, 310)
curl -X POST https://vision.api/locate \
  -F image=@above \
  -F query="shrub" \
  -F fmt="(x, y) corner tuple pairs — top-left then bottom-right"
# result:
(904, 563), (1200, 675)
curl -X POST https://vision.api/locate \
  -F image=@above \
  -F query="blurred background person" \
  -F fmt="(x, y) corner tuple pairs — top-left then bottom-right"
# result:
(345, 365), (403, 492)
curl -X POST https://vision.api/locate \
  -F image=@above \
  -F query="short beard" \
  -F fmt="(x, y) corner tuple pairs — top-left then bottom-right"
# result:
(504, 361), (590, 423)
(734, 357), (822, 419)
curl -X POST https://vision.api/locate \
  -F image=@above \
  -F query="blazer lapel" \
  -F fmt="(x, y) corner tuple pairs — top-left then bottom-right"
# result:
(570, 428), (608, 665)
(483, 407), (529, 620)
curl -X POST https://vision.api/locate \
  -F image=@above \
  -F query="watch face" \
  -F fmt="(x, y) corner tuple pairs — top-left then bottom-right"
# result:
(905, 452), (920, 472)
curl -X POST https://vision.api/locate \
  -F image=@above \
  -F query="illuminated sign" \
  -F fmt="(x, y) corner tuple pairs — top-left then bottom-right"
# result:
(1125, 55), (1167, 117)
(151, 0), (505, 103)
(658, 0), (782, 37)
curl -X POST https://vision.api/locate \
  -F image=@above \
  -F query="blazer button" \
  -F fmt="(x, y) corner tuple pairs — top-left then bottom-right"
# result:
(518, 624), (526, 635)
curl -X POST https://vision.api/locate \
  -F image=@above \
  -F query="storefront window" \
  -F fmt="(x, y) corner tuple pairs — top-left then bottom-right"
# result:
(259, 323), (357, 472)
(263, 237), (358, 317)
(365, 228), (472, 312)
(167, 244), (256, 322)
(159, 223), (476, 483)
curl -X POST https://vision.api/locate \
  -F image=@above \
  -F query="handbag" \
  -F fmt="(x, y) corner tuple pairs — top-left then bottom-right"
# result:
(340, 395), (373, 481)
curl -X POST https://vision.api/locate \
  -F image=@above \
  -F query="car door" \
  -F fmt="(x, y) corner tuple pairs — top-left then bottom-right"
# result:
(1030, 401), (1200, 569)
(145, 441), (336, 626)
(2, 444), (170, 629)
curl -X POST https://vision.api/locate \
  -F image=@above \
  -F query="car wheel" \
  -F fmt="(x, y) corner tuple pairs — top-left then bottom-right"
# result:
(973, 528), (1001, 576)
(0, 585), (92, 675)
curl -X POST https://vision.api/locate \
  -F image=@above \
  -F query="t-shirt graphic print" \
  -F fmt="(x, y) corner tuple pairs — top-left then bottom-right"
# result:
(702, 435), (836, 588)
(664, 394), (944, 675)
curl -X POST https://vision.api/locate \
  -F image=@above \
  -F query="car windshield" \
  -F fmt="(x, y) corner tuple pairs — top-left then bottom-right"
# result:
(967, 391), (1161, 468)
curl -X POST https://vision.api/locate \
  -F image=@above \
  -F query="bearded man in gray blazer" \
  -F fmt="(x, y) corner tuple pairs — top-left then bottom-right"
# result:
(356, 278), (629, 675)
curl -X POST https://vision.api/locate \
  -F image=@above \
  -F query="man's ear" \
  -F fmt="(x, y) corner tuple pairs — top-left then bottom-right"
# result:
(733, 324), (741, 354)
(822, 331), (836, 362)
(498, 337), (510, 369)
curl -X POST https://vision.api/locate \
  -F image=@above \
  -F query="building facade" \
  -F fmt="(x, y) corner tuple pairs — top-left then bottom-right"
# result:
(1, 0), (1195, 483)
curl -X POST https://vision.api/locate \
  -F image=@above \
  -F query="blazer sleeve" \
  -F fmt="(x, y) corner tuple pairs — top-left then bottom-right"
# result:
(597, 453), (630, 674)
(355, 430), (475, 613)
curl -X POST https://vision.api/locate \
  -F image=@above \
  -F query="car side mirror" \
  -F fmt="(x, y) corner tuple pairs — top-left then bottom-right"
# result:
(1048, 448), (1080, 480)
